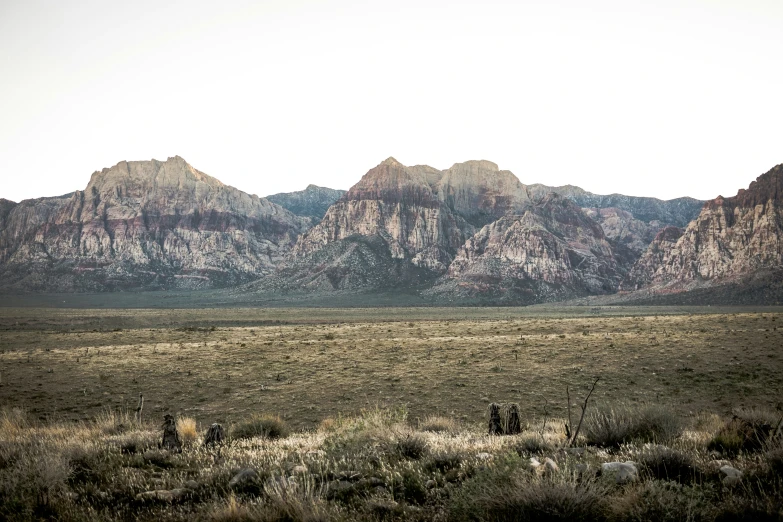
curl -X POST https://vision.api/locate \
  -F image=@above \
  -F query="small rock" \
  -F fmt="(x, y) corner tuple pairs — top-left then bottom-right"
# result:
(229, 468), (260, 490)
(544, 458), (559, 474)
(527, 457), (542, 471)
(601, 461), (638, 484)
(720, 465), (743, 486)
(183, 480), (199, 490)
(425, 479), (437, 489)
(476, 452), (492, 461)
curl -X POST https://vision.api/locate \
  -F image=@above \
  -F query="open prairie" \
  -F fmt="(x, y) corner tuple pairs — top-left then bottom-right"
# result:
(1, 306), (781, 429)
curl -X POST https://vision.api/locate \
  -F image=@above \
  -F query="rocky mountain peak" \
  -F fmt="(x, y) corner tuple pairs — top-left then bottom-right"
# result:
(447, 159), (500, 173)
(428, 187), (622, 303)
(705, 163), (783, 211)
(380, 156), (404, 167)
(437, 160), (530, 227)
(0, 157), (309, 291)
(623, 163), (783, 292)
(86, 156), (224, 197)
(266, 185), (346, 221)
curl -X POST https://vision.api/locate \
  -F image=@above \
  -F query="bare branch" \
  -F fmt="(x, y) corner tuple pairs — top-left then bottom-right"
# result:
(566, 385), (573, 440)
(568, 377), (600, 446)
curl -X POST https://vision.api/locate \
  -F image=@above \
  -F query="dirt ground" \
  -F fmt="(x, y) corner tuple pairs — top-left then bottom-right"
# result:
(1, 307), (782, 429)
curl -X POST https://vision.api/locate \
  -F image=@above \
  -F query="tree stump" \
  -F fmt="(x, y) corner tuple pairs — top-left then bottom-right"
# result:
(488, 403), (503, 435)
(204, 423), (225, 447)
(503, 403), (521, 435)
(161, 414), (182, 452)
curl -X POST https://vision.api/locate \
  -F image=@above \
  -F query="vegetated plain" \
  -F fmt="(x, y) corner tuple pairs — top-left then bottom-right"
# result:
(1, 306), (782, 428)
(1, 307), (783, 521)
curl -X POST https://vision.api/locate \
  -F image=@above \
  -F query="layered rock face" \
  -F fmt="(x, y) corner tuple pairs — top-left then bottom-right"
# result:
(428, 194), (622, 303)
(624, 164), (783, 291)
(622, 226), (684, 290)
(582, 207), (661, 257)
(435, 160), (531, 227)
(0, 157), (309, 291)
(0, 199), (18, 231)
(527, 184), (703, 227)
(291, 157), (472, 274)
(582, 207), (664, 272)
(266, 185), (346, 222)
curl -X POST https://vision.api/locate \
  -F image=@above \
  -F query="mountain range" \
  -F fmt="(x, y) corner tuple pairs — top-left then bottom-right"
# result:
(1, 156), (780, 304)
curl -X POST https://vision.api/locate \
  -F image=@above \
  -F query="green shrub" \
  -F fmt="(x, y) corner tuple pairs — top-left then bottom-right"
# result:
(618, 481), (715, 522)
(707, 408), (780, 455)
(584, 404), (683, 447)
(766, 446), (783, 476)
(230, 414), (290, 440)
(425, 452), (462, 473)
(392, 469), (427, 505)
(514, 434), (555, 456)
(450, 452), (608, 521)
(396, 434), (427, 460)
(637, 446), (703, 484)
(707, 425), (745, 456)
(452, 479), (608, 522)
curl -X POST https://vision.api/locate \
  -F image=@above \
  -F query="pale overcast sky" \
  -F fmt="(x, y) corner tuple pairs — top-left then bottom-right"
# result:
(1, 0), (781, 202)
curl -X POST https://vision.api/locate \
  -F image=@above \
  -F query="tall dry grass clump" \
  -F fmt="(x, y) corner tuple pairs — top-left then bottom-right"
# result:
(0, 407), (31, 438)
(584, 403), (683, 447)
(177, 416), (199, 447)
(230, 414), (290, 441)
(418, 415), (460, 434)
(93, 408), (138, 435)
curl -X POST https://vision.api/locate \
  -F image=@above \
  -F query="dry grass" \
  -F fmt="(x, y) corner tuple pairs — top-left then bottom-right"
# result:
(177, 416), (198, 447)
(0, 405), (780, 521)
(418, 415), (460, 433)
(0, 307), (782, 519)
(1, 308), (782, 432)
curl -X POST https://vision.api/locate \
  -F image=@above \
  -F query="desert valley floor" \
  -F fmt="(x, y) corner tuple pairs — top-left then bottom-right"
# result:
(2, 306), (782, 428)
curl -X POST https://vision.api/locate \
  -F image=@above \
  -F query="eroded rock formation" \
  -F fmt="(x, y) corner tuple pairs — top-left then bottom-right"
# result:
(266, 185), (346, 222)
(428, 194), (622, 303)
(624, 164), (783, 291)
(0, 156), (309, 291)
